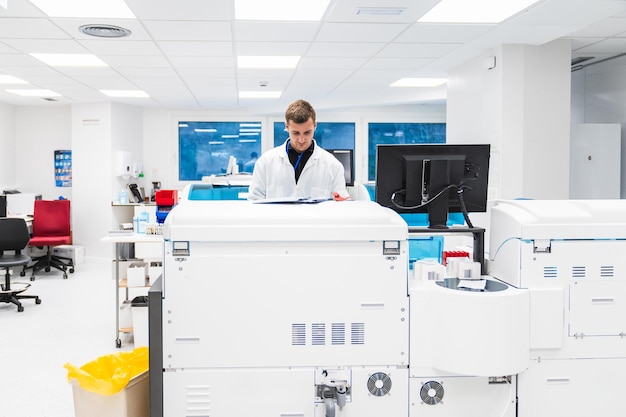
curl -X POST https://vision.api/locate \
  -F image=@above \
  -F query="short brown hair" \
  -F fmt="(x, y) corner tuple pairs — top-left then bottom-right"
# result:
(285, 99), (316, 124)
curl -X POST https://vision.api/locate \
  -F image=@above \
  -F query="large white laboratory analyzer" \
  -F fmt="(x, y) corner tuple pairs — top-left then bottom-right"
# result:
(489, 199), (626, 417)
(161, 200), (410, 417)
(154, 199), (530, 417)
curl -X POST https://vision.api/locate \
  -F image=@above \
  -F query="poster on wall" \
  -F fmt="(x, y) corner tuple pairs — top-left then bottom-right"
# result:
(54, 150), (72, 187)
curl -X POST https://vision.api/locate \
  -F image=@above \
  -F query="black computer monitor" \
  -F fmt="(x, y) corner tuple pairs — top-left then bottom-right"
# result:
(327, 149), (354, 186)
(375, 144), (490, 229)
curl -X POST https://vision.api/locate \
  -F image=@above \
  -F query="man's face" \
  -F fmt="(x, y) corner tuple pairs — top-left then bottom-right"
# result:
(286, 118), (316, 153)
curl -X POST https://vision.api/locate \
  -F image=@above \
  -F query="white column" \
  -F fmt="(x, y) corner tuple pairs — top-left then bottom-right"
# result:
(447, 39), (572, 200)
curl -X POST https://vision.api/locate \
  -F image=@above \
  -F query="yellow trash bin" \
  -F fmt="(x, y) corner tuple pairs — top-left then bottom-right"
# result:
(64, 346), (149, 417)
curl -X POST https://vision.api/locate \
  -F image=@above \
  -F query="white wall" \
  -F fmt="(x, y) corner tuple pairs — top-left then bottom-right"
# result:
(14, 106), (72, 199)
(572, 55), (626, 197)
(570, 123), (621, 198)
(71, 103), (113, 260)
(0, 102), (16, 190)
(447, 40), (572, 200)
(70, 102), (144, 260)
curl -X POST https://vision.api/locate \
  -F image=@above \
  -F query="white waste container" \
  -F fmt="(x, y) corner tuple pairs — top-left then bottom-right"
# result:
(131, 296), (149, 347)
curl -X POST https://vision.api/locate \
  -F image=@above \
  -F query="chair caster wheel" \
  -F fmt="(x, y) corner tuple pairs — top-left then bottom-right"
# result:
(45, 267), (51, 272)
(35, 298), (41, 304)
(20, 271), (25, 276)
(63, 274), (68, 279)
(30, 277), (35, 281)
(70, 268), (75, 273)
(116, 339), (122, 348)
(17, 305), (24, 312)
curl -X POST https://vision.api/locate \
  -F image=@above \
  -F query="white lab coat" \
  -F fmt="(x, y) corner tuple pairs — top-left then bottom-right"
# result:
(248, 140), (348, 201)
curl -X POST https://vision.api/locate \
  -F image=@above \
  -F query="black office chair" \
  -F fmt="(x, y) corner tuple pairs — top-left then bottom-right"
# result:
(0, 218), (41, 312)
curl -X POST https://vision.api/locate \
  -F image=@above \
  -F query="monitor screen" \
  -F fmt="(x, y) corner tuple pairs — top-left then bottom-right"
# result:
(375, 144), (490, 229)
(327, 149), (354, 186)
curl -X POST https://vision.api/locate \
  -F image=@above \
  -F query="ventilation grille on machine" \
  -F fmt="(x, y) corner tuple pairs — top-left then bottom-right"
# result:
(601, 265), (615, 277)
(367, 372), (392, 396)
(420, 380), (444, 405)
(544, 266), (558, 278)
(312, 323), (326, 345)
(292, 322), (365, 346)
(332, 322), (345, 345)
(569, 265), (616, 279)
(351, 322), (365, 344)
(292, 324), (306, 346)
(184, 384), (211, 416)
(572, 266), (586, 278)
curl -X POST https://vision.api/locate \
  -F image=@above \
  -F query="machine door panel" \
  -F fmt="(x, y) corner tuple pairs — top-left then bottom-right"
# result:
(163, 368), (314, 417)
(162, 240), (409, 369)
(518, 358), (626, 417)
(570, 281), (626, 336)
(409, 376), (516, 417)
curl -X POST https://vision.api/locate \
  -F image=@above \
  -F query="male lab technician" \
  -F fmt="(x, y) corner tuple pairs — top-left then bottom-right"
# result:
(247, 99), (349, 201)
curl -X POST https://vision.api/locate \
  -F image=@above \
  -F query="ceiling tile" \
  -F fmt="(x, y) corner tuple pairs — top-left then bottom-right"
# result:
(157, 41), (233, 57)
(125, 0), (233, 20)
(143, 21), (232, 41)
(234, 21), (320, 42)
(0, 18), (71, 38)
(316, 22), (408, 42)
(575, 37), (626, 53)
(235, 42), (309, 56)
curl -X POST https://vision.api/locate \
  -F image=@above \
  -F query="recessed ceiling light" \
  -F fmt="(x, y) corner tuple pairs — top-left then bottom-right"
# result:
(79, 24), (132, 38)
(238, 56), (300, 69)
(418, 0), (540, 23)
(27, 0), (135, 18)
(0, 75), (28, 84)
(100, 90), (149, 98)
(6, 89), (61, 97)
(390, 78), (447, 87)
(239, 91), (282, 98)
(235, 0), (331, 21)
(31, 53), (108, 67)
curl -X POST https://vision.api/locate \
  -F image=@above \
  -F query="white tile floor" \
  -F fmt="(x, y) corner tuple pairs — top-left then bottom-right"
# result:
(1, 260), (140, 417)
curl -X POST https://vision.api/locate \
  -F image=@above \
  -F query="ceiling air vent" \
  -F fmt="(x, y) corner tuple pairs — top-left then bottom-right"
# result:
(79, 24), (131, 38)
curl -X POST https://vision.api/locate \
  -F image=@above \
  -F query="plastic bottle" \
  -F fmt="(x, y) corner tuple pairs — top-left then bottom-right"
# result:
(138, 211), (149, 233)
(119, 189), (128, 204)
(133, 216), (139, 233)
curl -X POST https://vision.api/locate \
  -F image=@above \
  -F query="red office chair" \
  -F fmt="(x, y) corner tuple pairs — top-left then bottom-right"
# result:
(21, 199), (75, 280)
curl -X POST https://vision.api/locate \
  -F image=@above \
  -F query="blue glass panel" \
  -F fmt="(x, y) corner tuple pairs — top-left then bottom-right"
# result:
(367, 122), (446, 181)
(179, 121), (262, 180)
(273, 121), (355, 150)
(187, 184), (249, 200)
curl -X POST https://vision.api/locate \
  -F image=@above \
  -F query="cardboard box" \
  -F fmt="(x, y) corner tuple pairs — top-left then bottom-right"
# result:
(71, 370), (149, 417)
(52, 245), (85, 264)
(126, 262), (148, 287)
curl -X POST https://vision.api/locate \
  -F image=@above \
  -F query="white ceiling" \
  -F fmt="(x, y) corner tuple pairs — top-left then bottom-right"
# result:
(1, 0), (626, 114)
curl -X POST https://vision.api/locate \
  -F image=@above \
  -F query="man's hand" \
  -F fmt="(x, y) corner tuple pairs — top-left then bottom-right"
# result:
(333, 192), (351, 201)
